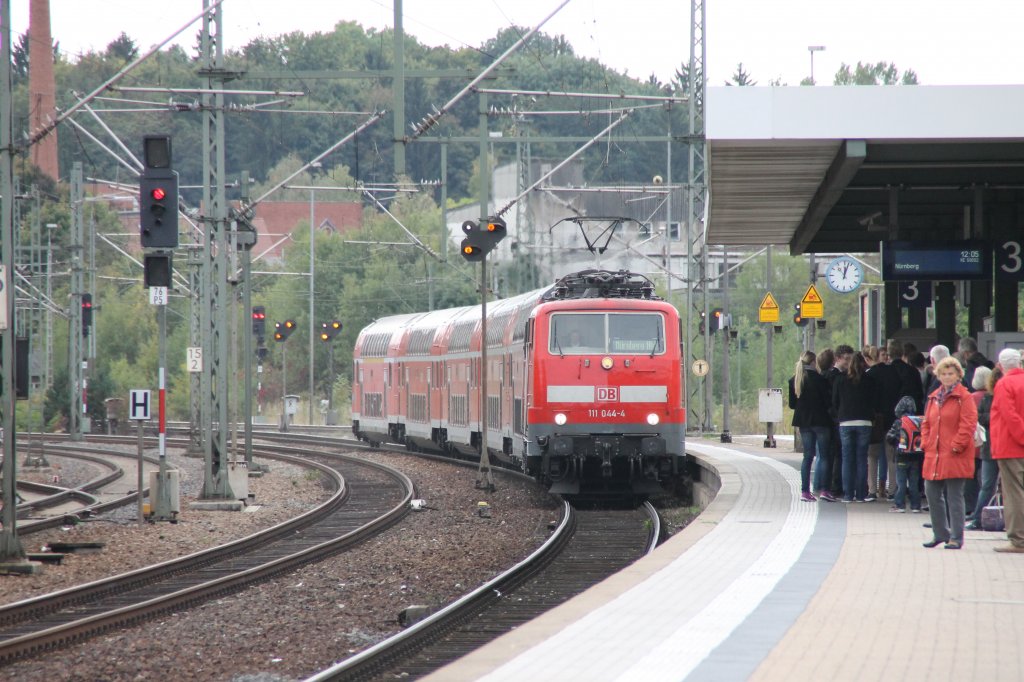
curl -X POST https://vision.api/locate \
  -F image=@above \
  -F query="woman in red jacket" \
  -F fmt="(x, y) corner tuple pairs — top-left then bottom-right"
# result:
(920, 356), (978, 550)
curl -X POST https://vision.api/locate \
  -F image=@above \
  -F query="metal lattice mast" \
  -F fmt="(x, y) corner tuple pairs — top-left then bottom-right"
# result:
(200, 0), (233, 498)
(29, 187), (40, 374)
(687, 0), (710, 431)
(0, 0), (25, 561)
(68, 163), (85, 440)
(188, 243), (203, 454)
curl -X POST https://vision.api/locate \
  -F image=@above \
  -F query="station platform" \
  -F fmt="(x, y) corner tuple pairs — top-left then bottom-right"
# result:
(426, 437), (1024, 682)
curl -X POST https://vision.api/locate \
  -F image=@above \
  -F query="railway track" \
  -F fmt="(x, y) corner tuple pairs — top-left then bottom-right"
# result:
(311, 500), (661, 681)
(0, 444), (413, 665)
(251, 427), (672, 680)
(13, 446), (147, 534)
(14, 480), (100, 519)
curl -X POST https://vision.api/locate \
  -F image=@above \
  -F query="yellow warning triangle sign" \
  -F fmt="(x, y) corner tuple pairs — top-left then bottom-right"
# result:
(759, 292), (779, 310)
(801, 284), (823, 305)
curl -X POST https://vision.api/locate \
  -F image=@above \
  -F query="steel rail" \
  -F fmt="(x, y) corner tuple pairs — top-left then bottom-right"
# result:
(0, 448), (412, 665)
(307, 499), (575, 682)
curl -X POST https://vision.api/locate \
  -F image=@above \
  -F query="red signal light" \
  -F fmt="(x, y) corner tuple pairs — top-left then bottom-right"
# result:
(151, 187), (167, 201)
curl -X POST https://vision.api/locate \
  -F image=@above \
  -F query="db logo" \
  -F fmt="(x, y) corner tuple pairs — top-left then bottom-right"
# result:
(597, 387), (619, 402)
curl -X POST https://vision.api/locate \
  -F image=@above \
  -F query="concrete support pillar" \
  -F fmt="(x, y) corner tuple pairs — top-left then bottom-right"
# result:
(934, 282), (956, 349)
(883, 282), (902, 341)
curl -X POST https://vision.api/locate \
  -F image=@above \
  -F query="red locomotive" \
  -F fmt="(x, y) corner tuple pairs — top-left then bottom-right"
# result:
(352, 269), (686, 495)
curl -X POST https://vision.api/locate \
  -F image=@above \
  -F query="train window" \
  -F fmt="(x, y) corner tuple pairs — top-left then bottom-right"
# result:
(609, 313), (664, 354)
(549, 312), (664, 355)
(549, 313), (604, 354)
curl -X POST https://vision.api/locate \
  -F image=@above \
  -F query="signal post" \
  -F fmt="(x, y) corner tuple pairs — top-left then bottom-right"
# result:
(274, 320), (297, 431)
(319, 320), (342, 423)
(139, 135), (178, 522)
(460, 217), (506, 491)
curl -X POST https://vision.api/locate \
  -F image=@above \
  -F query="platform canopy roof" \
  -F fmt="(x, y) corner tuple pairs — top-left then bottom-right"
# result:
(706, 85), (1024, 254)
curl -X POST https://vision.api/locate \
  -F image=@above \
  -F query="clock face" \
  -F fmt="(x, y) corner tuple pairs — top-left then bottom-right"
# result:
(826, 257), (863, 293)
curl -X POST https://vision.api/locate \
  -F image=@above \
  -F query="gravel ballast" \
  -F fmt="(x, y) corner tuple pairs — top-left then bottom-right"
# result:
(1, 448), (559, 682)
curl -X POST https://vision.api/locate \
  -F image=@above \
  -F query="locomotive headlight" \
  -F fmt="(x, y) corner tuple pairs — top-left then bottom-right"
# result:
(601, 357), (614, 370)
(554, 412), (568, 426)
(646, 413), (661, 426)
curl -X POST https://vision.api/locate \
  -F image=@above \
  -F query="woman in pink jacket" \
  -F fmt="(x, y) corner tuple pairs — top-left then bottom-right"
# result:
(920, 356), (977, 550)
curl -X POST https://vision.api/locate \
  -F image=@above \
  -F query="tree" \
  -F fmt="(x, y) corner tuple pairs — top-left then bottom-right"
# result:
(726, 63), (757, 86)
(105, 32), (139, 62)
(833, 61), (918, 85)
(12, 32), (29, 80)
(672, 63), (691, 96)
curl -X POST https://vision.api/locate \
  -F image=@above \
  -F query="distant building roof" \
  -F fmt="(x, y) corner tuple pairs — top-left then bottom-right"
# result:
(248, 201), (362, 263)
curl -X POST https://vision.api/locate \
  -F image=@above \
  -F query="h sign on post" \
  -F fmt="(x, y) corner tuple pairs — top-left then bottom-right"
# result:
(129, 389), (151, 421)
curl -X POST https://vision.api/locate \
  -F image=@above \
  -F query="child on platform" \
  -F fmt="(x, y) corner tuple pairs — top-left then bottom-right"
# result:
(886, 396), (924, 513)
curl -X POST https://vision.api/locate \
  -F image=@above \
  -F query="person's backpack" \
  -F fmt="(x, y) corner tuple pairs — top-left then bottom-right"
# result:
(899, 415), (923, 453)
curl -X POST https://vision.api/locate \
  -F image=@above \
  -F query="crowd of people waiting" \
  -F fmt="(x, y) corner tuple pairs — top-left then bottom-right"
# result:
(789, 337), (1024, 553)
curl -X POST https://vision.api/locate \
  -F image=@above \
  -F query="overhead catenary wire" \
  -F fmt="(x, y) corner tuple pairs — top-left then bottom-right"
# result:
(494, 109), (633, 219)
(406, 0), (572, 140)
(77, 100), (145, 171)
(246, 110), (387, 210)
(26, 0), (227, 147)
(63, 117), (140, 178)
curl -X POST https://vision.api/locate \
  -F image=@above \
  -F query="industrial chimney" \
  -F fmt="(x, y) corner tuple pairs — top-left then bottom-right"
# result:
(28, 0), (59, 180)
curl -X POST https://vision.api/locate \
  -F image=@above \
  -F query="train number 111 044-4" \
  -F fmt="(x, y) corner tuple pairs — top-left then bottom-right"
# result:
(588, 409), (626, 418)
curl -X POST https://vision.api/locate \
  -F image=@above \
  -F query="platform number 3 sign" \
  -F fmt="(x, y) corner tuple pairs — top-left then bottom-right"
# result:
(996, 240), (1024, 281)
(995, 240), (1019, 280)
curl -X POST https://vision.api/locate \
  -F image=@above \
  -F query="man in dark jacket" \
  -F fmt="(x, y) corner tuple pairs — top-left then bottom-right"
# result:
(959, 337), (994, 392)
(827, 345), (855, 497)
(889, 340), (925, 413)
(870, 345), (904, 498)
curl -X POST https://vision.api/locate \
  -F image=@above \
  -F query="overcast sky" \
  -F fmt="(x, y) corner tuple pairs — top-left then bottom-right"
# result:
(10, 0), (1024, 87)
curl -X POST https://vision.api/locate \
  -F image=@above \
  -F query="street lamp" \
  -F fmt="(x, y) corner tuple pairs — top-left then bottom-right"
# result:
(808, 45), (826, 85)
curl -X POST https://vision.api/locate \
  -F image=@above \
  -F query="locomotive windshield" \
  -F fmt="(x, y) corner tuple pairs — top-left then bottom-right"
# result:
(549, 312), (665, 355)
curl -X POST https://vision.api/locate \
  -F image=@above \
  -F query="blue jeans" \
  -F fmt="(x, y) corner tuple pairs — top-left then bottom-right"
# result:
(840, 424), (872, 500)
(799, 426), (831, 493)
(970, 459), (1000, 520)
(894, 454), (923, 509)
